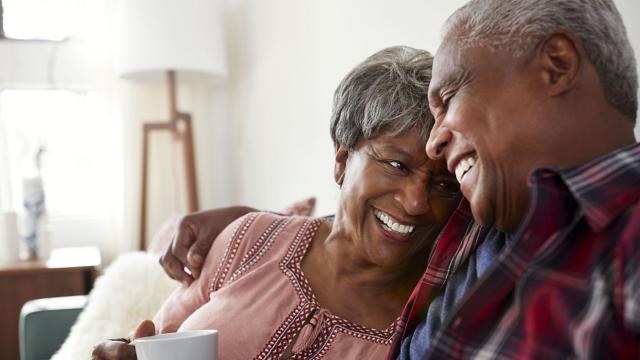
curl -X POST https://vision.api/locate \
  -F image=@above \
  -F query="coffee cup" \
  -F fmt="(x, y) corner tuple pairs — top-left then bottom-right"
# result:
(131, 330), (218, 360)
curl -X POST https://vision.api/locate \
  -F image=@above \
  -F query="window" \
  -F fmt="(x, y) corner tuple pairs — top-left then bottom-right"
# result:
(0, 0), (119, 252)
(0, 0), (86, 41)
(0, 89), (121, 248)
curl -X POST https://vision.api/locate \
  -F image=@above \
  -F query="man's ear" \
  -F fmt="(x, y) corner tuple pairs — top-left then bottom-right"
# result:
(334, 141), (348, 186)
(537, 31), (581, 97)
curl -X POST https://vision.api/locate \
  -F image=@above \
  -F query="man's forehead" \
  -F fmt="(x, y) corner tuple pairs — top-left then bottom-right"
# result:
(431, 43), (507, 95)
(430, 45), (466, 94)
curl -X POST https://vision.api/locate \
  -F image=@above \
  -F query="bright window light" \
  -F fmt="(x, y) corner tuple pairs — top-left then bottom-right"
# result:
(0, 89), (119, 217)
(2, 0), (86, 41)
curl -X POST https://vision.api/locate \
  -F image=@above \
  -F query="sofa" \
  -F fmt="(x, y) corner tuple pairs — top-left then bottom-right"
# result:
(21, 251), (179, 360)
(20, 295), (87, 360)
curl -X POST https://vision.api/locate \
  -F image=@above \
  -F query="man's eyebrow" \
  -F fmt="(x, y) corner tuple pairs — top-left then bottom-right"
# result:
(431, 66), (473, 98)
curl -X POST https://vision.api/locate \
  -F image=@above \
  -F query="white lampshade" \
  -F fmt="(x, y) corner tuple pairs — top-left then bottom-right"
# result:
(116, 0), (227, 84)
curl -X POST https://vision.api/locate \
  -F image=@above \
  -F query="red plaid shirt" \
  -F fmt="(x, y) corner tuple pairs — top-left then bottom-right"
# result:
(389, 143), (640, 359)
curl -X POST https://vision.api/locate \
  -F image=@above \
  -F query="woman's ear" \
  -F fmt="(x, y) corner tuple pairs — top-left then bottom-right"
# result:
(334, 141), (348, 187)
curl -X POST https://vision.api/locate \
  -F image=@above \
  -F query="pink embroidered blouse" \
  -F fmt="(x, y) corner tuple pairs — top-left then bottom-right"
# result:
(153, 212), (396, 359)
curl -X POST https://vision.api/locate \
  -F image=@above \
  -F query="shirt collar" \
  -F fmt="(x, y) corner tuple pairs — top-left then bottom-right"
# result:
(532, 143), (640, 232)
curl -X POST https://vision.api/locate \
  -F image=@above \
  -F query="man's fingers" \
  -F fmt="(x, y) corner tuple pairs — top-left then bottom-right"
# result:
(187, 251), (204, 268)
(186, 235), (216, 277)
(171, 218), (196, 265)
(159, 252), (193, 285)
(134, 320), (156, 339)
(190, 265), (201, 280)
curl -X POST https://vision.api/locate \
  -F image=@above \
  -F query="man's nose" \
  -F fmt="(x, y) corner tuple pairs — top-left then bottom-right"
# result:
(426, 124), (451, 161)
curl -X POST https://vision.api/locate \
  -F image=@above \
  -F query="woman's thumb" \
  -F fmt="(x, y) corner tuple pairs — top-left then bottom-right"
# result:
(133, 320), (156, 339)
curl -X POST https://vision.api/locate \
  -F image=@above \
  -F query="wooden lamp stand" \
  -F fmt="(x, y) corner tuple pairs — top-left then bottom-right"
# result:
(139, 70), (199, 250)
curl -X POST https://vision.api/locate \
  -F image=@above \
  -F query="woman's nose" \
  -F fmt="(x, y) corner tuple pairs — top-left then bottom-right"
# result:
(395, 180), (430, 216)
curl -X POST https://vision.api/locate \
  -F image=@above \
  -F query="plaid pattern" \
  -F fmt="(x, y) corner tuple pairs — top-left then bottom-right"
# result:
(390, 143), (640, 359)
(388, 200), (489, 357)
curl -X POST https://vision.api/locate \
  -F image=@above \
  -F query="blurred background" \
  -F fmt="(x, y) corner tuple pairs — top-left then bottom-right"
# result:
(0, 0), (639, 263)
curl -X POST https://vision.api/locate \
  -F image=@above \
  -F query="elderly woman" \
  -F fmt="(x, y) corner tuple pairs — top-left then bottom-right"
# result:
(93, 46), (460, 359)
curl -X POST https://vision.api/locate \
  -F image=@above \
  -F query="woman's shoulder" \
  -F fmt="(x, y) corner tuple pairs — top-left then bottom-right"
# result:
(208, 212), (323, 290)
(234, 211), (323, 234)
(227, 211), (326, 252)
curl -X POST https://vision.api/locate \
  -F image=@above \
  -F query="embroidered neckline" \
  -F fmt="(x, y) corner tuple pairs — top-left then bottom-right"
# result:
(279, 217), (398, 342)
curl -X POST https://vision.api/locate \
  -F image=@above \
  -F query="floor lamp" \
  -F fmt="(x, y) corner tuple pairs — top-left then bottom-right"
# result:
(139, 70), (200, 250)
(117, 0), (227, 250)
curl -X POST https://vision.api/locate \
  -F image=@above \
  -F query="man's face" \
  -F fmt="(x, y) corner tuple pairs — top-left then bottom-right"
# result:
(426, 44), (545, 232)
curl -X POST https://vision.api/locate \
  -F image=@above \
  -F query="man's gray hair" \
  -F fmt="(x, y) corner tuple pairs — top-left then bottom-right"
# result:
(443, 0), (638, 121)
(330, 46), (434, 150)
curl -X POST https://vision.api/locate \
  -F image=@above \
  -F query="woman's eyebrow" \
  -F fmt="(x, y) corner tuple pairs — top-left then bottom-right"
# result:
(375, 144), (415, 161)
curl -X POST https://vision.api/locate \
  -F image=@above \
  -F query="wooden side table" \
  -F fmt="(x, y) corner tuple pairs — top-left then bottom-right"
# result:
(0, 247), (101, 360)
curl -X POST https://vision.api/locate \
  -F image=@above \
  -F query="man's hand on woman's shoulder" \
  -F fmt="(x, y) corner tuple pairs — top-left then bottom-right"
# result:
(159, 206), (255, 284)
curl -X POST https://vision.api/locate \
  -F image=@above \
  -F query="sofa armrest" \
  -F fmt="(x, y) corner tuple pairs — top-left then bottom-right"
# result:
(20, 295), (87, 360)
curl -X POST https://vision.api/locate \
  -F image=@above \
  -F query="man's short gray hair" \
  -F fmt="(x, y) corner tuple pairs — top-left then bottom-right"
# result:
(443, 0), (638, 121)
(330, 46), (434, 150)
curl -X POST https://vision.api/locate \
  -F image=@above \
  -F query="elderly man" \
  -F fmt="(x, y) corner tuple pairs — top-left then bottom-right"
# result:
(395, 0), (639, 358)
(161, 0), (639, 358)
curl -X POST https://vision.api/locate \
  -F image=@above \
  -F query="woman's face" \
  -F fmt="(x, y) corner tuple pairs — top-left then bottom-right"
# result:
(334, 127), (461, 269)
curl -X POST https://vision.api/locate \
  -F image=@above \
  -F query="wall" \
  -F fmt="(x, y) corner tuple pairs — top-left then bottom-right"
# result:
(222, 0), (640, 217)
(224, 0), (468, 216)
(1, 0), (639, 256)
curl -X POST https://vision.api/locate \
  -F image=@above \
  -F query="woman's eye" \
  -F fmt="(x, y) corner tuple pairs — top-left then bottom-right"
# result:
(385, 160), (407, 172)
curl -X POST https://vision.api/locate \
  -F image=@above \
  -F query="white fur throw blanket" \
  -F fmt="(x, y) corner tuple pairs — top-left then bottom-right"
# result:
(52, 252), (179, 360)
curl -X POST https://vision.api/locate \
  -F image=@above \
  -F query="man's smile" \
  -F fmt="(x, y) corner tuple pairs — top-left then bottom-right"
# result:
(447, 151), (478, 184)
(454, 153), (477, 183)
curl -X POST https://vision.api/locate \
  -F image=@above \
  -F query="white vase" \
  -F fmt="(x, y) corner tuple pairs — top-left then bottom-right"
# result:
(23, 176), (47, 259)
(0, 211), (20, 262)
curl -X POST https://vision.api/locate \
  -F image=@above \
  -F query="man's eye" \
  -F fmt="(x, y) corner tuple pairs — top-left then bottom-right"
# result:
(432, 180), (460, 196)
(431, 97), (450, 121)
(442, 95), (452, 109)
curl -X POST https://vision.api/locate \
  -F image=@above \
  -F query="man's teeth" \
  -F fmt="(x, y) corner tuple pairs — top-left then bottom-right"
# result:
(455, 155), (476, 183)
(373, 209), (415, 235)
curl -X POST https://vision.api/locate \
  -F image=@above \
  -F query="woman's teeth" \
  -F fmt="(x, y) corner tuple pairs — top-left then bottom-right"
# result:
(373, 209), (415, 235)
(455, 155), (476, 183)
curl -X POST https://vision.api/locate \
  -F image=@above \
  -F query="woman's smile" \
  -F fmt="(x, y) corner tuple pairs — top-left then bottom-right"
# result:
(372, 208), (417, 242)
(331, 126), (460, 268)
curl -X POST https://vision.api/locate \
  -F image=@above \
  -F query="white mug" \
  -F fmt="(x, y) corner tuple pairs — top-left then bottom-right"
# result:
(131, 330), (218, 360)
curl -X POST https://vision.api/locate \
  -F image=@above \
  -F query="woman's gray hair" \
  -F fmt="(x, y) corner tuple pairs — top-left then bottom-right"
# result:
(443, 0), (638, 121)
(330, 46), (434, 150)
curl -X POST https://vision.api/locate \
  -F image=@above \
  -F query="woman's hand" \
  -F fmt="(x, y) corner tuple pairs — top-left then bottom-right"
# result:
(91, 320), (156, 360)
(160, 206), (255, 284)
